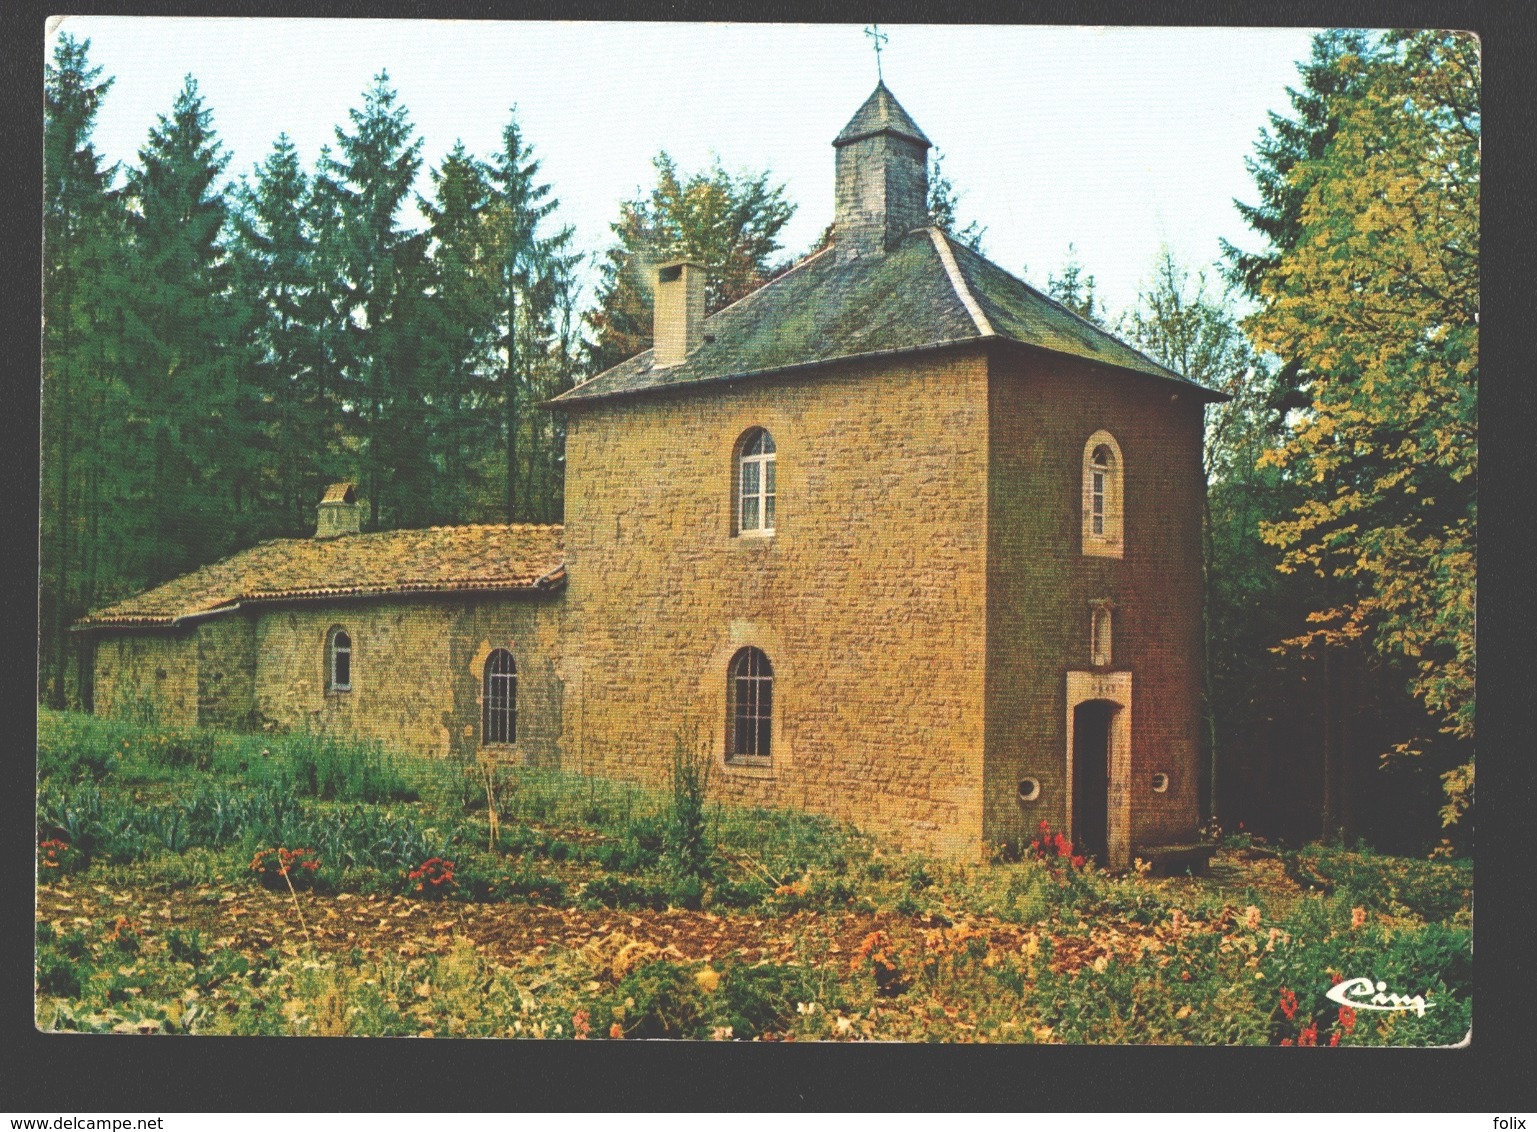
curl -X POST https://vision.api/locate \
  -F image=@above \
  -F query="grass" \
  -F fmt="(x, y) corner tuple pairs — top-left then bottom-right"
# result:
(34, 708), (1473, 1043)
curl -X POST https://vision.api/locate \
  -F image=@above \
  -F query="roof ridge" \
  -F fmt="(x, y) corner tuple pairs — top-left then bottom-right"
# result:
(942, 237), (1188, 384)
(926, 227), (995, 339)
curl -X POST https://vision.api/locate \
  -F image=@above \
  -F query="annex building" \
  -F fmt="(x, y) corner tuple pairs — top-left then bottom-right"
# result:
(77, 84), (1224, 865)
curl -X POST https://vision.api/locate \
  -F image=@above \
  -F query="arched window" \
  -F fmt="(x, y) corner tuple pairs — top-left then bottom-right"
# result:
(483, 649), (517, 745)
(327, 628), (352, 692)
(726, 647), (773, 763)
(1081, 431), (1124, 557)
(735, 428), (776, 535)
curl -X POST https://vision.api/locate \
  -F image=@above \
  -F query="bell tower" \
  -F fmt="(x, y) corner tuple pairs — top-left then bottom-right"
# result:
(832, 82), (932, 263)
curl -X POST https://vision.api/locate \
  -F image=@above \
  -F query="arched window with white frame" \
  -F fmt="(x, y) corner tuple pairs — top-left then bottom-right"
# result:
(726, 646), (773, 763)
(483, 648), (517, 745)
(1081, 430), (1124, 557)
(327, 627), (352, 693)
(734, 428), (776, 535)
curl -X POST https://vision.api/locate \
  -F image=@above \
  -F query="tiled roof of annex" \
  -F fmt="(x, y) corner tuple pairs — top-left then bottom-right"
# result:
(77, 524), (565, 629)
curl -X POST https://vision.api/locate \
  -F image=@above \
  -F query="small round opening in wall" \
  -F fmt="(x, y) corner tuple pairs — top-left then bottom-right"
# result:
(1018, 778), (1041, 803)
(1151, 773), (1170, 793)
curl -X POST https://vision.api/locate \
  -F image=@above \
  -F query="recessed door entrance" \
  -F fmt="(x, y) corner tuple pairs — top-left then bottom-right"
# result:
(1072, 699), (1114, 863)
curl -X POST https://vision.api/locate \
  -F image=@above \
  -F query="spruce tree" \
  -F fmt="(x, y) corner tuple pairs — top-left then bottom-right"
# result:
(1045, 244), (1107, 328)
(483, 112), (578, 523)
(1222, 28), (1381, 415)
(927, 147), (986, 253)
(230, 134), (330, 536)
(418, 141), (500, 523)
(314, 72), (426, 529)
(42, 34), (124, 707)
(121, 76), (239, 583)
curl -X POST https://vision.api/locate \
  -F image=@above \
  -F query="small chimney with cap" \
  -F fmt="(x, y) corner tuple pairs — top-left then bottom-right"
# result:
(315, 482), (362, 539)
(652, 259), (706, 368)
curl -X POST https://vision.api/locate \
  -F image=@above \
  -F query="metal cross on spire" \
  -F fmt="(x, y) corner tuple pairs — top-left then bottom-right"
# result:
(864, 24), (888, 82)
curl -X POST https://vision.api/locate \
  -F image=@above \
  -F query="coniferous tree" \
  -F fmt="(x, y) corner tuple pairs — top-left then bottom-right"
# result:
(483, 113), (579, 523)
(587, 154), (794, 374)
(418, 141), (500, 524)
(42, 34), (125, 707)
(120, 75), (238, 584)
(229, 134), (331, 535)
(1045, 243), (1107, 327)
(314, 72), (426, 530)
(1222, 28), (1381, 417)
(927, 147), (986, 252)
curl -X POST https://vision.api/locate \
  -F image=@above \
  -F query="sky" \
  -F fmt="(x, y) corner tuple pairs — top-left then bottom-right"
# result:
(47, 18), (1328, 319)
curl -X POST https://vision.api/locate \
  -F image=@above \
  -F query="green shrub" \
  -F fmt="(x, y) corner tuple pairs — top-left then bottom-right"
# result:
(162, 929), (210, 967)
(1285, 846), (1472, 922)
(708, 875), (771, 909)
(36, 709), (132, 782)
(609, 960), (709, 1039)
(713, 962), (814, 1040)
(582, 875), (671, 911)
(250, 734), (417, 804)
(36, 950), (86, 999)
(663, 731), (714, 896)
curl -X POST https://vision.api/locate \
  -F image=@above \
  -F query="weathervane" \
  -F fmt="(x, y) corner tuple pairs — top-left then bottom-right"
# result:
(864, 24), (888, 82)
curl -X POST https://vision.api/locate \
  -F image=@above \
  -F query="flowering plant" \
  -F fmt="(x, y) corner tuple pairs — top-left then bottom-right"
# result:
(249, 846), (321, 891)
(407, 857), (457, 899)
(37, 838), (81, 873)
(1275, 982), (1356, 1047)
(1029, 821), (1087, 870)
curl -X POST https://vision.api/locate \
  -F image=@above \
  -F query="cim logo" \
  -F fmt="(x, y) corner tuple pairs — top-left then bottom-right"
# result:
(1325, 976), (1435, 1017)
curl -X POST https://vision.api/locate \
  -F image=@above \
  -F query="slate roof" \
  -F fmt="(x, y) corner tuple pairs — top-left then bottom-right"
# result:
(77, 524), (566, 630)
(834, 81), (930, 147)
(549, 227), (1223, 409)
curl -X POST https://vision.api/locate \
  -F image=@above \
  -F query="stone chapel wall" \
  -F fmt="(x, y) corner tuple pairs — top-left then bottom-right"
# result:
(560, 349), (992, 857)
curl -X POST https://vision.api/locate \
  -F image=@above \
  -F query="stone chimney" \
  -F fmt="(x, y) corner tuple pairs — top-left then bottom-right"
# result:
(315, 482), (362, 539)
(832, 81), (931, 264)
(652, 259), (706, 368)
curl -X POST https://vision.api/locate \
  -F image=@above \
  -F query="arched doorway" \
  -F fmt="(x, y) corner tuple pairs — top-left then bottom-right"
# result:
(1065, 670), (1132, 868)
(1072, 700), (1115, 862)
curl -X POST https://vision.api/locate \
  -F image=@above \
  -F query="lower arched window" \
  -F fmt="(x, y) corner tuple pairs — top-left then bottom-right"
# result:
(327, 628), (352, 693)
(726, 647), (773, 763)
(483, 649), (517, 745)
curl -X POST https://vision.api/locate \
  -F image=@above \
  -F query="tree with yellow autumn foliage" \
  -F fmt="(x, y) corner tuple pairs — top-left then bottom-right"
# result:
(1245, 30), (1478, 825)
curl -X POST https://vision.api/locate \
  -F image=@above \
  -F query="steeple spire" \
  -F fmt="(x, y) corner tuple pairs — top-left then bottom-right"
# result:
(832, 83), (931, 262)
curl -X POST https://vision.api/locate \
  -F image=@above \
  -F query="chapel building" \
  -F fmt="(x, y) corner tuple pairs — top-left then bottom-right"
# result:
(77, 83), (1223, 866)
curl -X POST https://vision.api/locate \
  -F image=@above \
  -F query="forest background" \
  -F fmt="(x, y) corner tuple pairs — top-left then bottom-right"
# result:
(40, 27), (1477, 856)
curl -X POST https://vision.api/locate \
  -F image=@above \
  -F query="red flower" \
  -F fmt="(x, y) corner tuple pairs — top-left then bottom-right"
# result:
(1298, 1023), (1318, 1047)
(1280, 1038), (1293, 1047)
(1338, 1005), (1356, 1034)
(1279, 988), (1299, 1020)
(1329, 1032), (1341, 1046)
